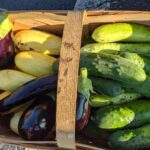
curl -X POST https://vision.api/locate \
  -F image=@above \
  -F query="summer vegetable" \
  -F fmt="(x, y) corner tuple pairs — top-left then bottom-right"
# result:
(92, 23), (150, 43)
(15, 51), (57, 77)
(14, 29), (62, 55)
(80, 53), (146, 85)
(109, 124), (150, 150)
(0, 76), (57, 114)
(93, 100), (150, 130)
(81, 42), (150, 57)
(10, 95), (55, 140)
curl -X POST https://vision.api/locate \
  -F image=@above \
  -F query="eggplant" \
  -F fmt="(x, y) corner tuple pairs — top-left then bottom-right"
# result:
(10, 95), (55, 140)
(76, 93), (91, 132)
(0, 76), (57, 114)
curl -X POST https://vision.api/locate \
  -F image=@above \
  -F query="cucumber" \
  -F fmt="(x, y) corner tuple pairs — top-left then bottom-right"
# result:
(81, 43), (150, 57)
(82, 121), (112, 140)
(91, 77), (123, 97)
(119, 52), (144, 68)
(89, 93), (141, 107)
(80, 53), (146, 85)
(109, 124), (150, 150)
(92, 23), (150, 43)
(93, 100), (150, 130)
(142, 56), (150, 74)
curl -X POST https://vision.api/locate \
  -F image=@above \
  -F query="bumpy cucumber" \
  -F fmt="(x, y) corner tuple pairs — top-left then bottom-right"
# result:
(91, 77), (123, 97)
(89, 93), (141, 107)
(92, 23), (150, 42)
(81, 43), (150, 57)
(109, 124), (150, 150)
(80, 53), (146, 85)
(119, 52), (144, 68)
(93, 100), (150, 130)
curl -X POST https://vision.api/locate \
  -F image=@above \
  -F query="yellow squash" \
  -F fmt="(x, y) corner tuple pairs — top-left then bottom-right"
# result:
(13, 29), (62, 55)
(0, 69), (35, 91)
(15, 51), (57, 77)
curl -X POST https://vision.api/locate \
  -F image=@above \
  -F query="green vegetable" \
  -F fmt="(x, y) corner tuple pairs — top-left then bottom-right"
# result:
(91, 77), (123, 97)
(93, 100), (150, 130)
(81, 42), (150, 57)
(78, 68), (94, 100)
(109, 124), (150, 150)
(142, 56), (150, 74)
(92, 23), (150, 43)
(89, 93), (141, 107)
(82, 121), (112, 140)
(80, 53), (146, 85)
(119, 52), (144, 68)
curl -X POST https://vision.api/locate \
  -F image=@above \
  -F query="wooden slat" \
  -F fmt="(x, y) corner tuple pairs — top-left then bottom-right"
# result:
(56, 11), (85, 149)
(85, 12), (150, 24)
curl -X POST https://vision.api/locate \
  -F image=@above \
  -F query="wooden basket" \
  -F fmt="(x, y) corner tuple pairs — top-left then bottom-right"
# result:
(1, 10), (150, 150)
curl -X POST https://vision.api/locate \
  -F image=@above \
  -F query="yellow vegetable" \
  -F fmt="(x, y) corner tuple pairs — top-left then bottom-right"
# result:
(13, 29), (62, 55)
(15, 51), (57, 77)
(0, 69), (35, 91)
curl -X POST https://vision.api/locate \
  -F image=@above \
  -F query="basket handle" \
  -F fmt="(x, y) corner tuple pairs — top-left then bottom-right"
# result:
(56, 11), (85, 149)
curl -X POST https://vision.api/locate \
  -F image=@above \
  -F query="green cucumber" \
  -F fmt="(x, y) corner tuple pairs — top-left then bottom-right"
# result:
(92, 23), (150, 42)
(81, 42), (150, 57)
(82, 121), (112, 140)
(89, 93), (141, 107)
(109, 124), (150, 150)
(80, 53), (146, 85)
(119, 52), (144, 68)
(142, 56), (150, 74)
(94, 100), (150, 130)
(91, 77), (123, 97)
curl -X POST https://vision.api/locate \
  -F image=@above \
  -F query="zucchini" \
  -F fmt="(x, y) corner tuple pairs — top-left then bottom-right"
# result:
(81, 42), (150, 57)
(14, 29), (62, 55)
(93, 100), (150, 130)
(109, 124), (150, 150)
(91, 77), (123, 97)
(15, 51), (57, 77)
(89, 93), (141, 107)
(80, 53), (146, 85)
(0, 69), (35, 91)
(92, 23), (150, 42)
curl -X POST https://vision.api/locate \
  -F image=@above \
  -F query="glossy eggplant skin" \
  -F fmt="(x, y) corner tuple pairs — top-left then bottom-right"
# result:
(0, 76), (57, 114)
(19, 95), (55, 140)
(76, 93), (91, 131)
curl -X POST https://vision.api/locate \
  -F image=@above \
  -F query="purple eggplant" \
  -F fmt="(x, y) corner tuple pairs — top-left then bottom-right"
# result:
(76, 93), (91, 131)
(0, 76), (57, 114)
(10, 95), (55, 140)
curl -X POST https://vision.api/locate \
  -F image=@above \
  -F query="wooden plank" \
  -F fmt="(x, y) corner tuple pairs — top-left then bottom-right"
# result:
(9, 11), (66, 23)
(56, 11), (85, 149)
(85, 12), (150, 24)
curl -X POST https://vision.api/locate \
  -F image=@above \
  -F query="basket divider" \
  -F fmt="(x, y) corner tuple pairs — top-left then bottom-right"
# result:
(56, 11), (85, 149)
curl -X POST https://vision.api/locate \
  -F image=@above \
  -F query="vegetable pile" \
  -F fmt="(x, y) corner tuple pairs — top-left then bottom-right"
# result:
(79, 23), (150, 150)
(1, 12), (150, 150)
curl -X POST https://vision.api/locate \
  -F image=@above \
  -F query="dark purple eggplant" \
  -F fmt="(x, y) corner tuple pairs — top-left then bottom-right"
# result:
(10, 95), (55, 140)
(76, 93), (91, 132)
(0, 76), (57, 114)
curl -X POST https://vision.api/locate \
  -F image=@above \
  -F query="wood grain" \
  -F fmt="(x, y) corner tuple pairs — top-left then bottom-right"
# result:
(56, 11), (85, 149)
